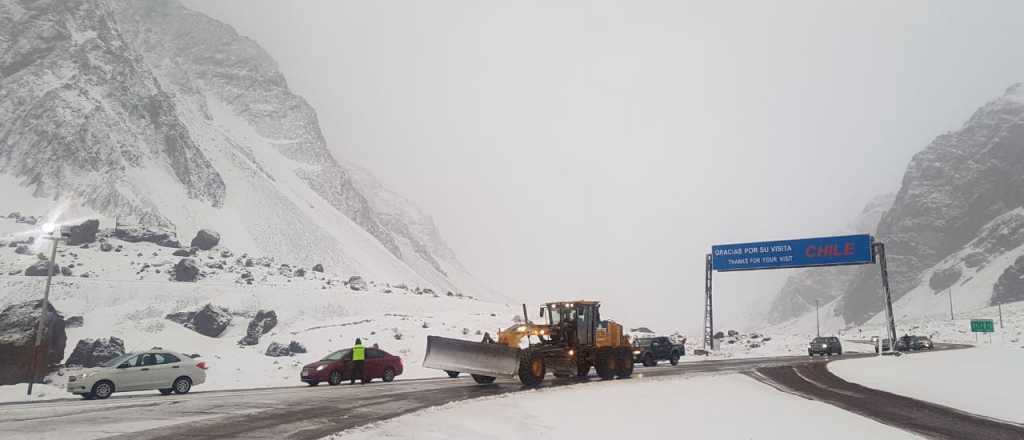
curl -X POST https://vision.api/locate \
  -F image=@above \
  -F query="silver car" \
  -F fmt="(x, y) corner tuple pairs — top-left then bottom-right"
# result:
(67, 349), (208, 399)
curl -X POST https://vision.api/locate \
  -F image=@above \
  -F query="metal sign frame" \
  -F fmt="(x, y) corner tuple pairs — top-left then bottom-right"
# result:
(703, 235), (897, 353)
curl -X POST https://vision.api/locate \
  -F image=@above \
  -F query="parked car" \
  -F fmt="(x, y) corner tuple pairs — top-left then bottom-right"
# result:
(807, 336), (842, 356)
(66, 349), (207, 400)
(910, 335), (934, 350)
(301, 347), (404, 386)
(632, 336), (685, 366)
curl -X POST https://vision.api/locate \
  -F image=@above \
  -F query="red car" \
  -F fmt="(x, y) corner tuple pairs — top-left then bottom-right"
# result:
(300, 347), (404, 386)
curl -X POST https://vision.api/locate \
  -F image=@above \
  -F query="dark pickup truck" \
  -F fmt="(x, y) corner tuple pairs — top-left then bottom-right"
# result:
(632, 336), (685, 366)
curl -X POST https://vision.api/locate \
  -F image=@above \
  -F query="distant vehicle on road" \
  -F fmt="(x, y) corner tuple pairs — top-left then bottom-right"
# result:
(875, 336), (913, 353)
(632, 336), (685, 366)
(301, 347), (403, 386)
(67, 349), (207, 400)
(910, 335), (933, 350)
(808, 336), (842, 356)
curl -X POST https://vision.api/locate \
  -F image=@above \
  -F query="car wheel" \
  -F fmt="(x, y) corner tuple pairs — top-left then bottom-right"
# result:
(445, 370), (460, 378)
(328, 370), (342, 386)
(172, 377), (192, 394)
(91, 380), (114, 400)
(642, 353), (656, 367)
(159, 388), (173, 395)
(383, 368), (396, 383)
(670, 351), (680, 366)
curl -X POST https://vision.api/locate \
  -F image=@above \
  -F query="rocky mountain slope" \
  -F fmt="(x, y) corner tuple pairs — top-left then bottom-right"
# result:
(0, 0), (491, 300)
(770, 84), (1024, 330)
(765, 193), (894, 325)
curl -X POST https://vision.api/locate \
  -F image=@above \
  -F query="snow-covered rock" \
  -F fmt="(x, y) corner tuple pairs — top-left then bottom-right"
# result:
(190, 229), (220, 250)
(173, 258), (200, 282)
(238, 310), (277, 346)
(23, 261), (59, 277)
(65, 337), (125, 368)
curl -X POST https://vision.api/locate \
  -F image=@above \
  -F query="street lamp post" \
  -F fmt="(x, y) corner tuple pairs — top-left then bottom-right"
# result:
(26, 223), (65, 396)
(815, 299), (820, 337)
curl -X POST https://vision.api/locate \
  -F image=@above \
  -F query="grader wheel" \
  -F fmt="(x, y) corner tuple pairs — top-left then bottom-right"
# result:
(595, 349), (617, 380)
(615, 348), (634, 378)
(518, 351), (546, 387)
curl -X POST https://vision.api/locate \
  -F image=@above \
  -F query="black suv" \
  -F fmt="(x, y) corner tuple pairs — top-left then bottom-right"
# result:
(632, 336), (684, 366)
(808, 336), (842, 356)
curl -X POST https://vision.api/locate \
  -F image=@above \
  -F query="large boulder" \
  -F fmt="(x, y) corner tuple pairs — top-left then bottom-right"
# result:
(113, 226), (181, 248)
(312, 263), (324, 273)
(24, 260), (60, 277)
(993, 255), (1024, 305)
(190, 229), (220, 250)
(238, 310), (278, 346)
(288, 341), (307, 354)
(65, 337), (125, 368)
(65, 219), (100, 246)
(65, 316), (84, 328)
(265, 342), (292, 357)
(14, 244), (30, 255)
(928, 266), (962, 292)
(173, 258), (200, 282)
(347, 276), (368, 291)
(0, 301), (67, 385)
(165, 304), (231, 337)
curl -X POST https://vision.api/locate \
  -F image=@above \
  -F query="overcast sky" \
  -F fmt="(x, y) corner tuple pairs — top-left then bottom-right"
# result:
(188, 0), (1024, 334)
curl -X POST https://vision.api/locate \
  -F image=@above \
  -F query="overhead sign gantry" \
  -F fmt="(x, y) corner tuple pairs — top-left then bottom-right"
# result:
(704, 234), (896, 351)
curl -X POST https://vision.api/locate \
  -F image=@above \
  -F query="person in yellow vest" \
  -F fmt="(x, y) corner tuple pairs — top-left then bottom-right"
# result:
(350, 338), (365, 385)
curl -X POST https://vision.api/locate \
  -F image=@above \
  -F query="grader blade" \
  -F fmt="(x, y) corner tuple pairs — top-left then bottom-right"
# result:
(423, 335), (520, 377)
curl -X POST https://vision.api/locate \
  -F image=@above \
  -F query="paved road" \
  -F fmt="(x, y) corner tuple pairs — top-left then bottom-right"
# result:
(0, 353), (858, 440)
(2, 346), (1016, 439)
(748, 344), (1024, 440)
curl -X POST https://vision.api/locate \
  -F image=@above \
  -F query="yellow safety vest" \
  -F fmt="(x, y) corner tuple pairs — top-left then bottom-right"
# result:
(352, 344), (365, 361)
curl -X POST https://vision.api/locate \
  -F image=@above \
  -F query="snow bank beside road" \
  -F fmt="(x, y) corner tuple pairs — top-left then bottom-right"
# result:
(830, 346), (1024, 424)
(326, 374), (917, 440)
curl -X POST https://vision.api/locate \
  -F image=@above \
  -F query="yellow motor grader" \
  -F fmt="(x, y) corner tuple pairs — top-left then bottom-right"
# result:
(423, 300), (634, 386)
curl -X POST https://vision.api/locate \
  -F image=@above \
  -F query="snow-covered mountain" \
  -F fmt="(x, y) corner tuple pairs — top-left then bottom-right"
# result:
(0, 0), (493, 300)
(764, 193), (894, 325)
(769, 84), (1024, 332)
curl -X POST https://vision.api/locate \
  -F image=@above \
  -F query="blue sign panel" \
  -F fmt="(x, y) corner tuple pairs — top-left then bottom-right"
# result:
(712, 234), (874, 272)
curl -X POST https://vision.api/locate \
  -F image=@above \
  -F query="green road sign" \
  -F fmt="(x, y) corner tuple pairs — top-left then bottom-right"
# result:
(970, 319), (994, 333)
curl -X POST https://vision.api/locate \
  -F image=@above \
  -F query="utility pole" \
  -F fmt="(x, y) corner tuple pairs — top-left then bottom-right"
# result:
(948, 287), (954, 321)
(999, 303), (1004, 329)
(815, 299), (820, 337)
(27, 224), (61, 395)
(703, 254), (714, 351)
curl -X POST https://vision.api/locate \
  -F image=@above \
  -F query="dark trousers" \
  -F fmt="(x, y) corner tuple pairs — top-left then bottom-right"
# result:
(350, 360), (364, 384)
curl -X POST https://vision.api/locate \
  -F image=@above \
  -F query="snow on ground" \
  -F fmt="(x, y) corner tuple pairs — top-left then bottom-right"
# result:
(325, 373), (919, 440)
(0, 214), (518, 403)
(830, 346), (1024, 425)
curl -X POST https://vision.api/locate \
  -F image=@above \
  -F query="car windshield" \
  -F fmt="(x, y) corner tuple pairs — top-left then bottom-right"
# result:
(812, 337), (829, 344)
(322, 349), (351, 361)
(101, 352), (136, 368)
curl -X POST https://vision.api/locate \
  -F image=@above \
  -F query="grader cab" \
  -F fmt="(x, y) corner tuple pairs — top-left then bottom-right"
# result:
(423, 301), (634, 386)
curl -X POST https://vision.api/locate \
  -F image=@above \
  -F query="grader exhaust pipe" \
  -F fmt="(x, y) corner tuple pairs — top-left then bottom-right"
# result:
(422, 335), (520, 378)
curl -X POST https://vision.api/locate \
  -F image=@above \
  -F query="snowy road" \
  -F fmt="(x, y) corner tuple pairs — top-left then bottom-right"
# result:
(750, 344), (1024, 440)
(0, 354), (859, 440)
(0, 346), (1008, 440)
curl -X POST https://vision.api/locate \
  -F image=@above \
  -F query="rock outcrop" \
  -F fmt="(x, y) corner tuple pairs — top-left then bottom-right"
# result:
(173, 258), (200, 282)
(0, 301), (67, 385)
(238, 310), (277, 346)
(190, 229), (220, 250)
(165, 304), (231, 337)
(66, 337), (125, 368)
(65, 219), (100, 246)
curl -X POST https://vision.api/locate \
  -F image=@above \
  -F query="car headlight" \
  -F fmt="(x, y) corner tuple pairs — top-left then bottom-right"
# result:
(633, 350), (641, 355)
(821, 344), (827, 348)
(316, 365), (326, 371)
